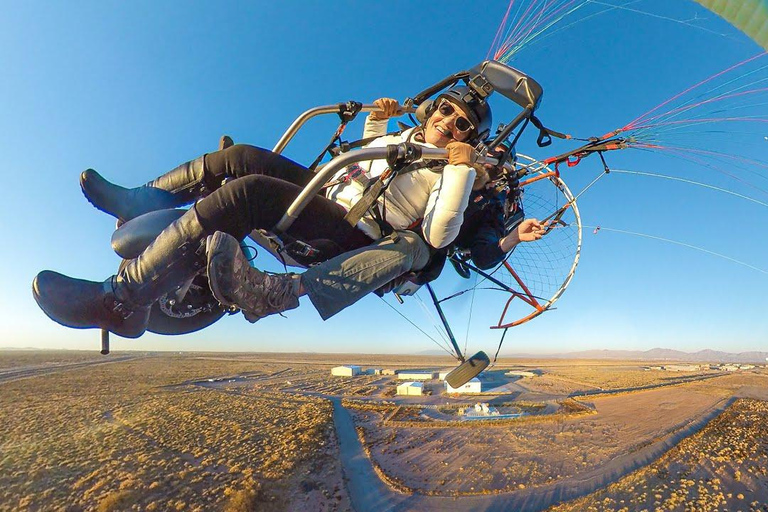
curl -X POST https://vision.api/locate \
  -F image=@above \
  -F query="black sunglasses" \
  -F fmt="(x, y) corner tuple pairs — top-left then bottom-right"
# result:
(437, 100), (474, 133)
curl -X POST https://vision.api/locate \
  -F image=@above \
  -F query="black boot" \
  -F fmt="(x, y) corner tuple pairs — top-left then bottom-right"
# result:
(32, 208), (209, 338)
(80, 156), (207, 222)
(32, 272), (151, 338)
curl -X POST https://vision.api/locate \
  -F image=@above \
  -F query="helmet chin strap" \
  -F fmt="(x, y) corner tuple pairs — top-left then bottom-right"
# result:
(411, 125), (426, 143)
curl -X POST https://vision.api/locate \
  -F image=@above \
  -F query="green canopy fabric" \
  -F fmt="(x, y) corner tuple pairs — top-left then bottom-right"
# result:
(695, 0), (768, 51)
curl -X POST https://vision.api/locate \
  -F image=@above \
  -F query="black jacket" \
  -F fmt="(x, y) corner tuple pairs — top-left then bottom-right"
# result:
(412, 185), (522, 285)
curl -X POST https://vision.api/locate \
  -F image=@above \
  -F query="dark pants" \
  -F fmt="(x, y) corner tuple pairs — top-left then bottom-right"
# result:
(202, 143), (315, 191)
(194, 144), (372, 253)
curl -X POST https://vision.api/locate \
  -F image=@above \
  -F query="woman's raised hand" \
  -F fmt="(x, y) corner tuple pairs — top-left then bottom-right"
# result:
(369, 98), (401, 121)
(445, 141), (476, 167)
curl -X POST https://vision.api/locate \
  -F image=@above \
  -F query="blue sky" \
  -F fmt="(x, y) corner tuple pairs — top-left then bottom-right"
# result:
(1, 1), (766, 355)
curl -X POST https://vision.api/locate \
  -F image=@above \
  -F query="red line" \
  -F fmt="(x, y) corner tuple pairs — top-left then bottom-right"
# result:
(508, 0), (580, 55)
(634, 143), (768, 195)
(503, 261), (541, 309)
(489, 0), (515, 60)
(623, 52), (767, 131)
(505, 0), (543, 52)
(646, 87), (768, 123)
(630, 116), (768, 131)
(634, 142), (768, 171)
(520, 171), (557, 186)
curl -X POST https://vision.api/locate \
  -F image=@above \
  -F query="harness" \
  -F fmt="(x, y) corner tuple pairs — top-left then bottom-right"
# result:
(342, 143), (445, 237)
(306, 101), (364, 171)
(279, 120), (444, 265)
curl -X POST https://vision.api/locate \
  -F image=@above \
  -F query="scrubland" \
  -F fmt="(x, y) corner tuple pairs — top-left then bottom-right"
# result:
(550, 398), (768, 511)
(1, 351), (766, 511)
(285, 374), (384, 396)
(0, 349), (104, 369)
(350, 384), (728, 495)
(0, 352), (349, 512)
(520, 362), (717, 395)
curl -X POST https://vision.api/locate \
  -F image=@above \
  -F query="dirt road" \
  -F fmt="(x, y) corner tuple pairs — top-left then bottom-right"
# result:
(0, 355), (138, 384)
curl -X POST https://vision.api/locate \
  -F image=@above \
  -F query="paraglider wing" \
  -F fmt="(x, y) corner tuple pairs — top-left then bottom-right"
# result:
(694, 0), (768, 51)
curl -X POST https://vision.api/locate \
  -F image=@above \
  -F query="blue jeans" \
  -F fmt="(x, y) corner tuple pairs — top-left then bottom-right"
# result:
(301, 230), (431, 320)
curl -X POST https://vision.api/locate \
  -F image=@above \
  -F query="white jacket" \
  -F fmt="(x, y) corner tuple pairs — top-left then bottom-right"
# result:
(326, 116), (475, 249)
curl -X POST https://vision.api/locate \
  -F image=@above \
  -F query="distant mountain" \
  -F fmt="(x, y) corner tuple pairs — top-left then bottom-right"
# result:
(413, 349), (454, 356)
(499, 348), (768, 363)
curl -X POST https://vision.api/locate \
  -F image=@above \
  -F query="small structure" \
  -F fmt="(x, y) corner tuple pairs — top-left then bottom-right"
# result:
(438, 370), (451, 380)
(331, 365), (361, 377)
(397, 381), (423, 396)
(465, 403), (500, 417)
(445, 377), (482, 393)
(463, 402), (524, 420)
(722, 364), (754, 371)
(397, 371), (436, 381)
(664, 365), (699, 372)
(505, 370), (536, 378)
(381, 369), (397, 375)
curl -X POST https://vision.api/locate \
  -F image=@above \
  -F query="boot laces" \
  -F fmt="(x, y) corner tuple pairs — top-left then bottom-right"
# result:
(238, 263), (266, 291)
(261, 273), (298, 312)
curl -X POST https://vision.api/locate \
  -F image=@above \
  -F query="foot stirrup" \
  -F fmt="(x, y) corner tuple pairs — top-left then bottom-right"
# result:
(445, 351), (490, 388)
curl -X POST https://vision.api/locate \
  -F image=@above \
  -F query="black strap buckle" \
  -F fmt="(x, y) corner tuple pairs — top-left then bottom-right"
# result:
(338, 101), (363, 124)
(386, 142), (423, 171)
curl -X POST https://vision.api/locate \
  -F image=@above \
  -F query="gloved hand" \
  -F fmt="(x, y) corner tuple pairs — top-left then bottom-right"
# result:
(445, 141), (476, 167)
(369, 98), (401, 121)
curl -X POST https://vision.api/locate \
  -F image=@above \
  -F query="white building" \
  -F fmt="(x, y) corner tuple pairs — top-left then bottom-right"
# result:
(397, 371), (436, 381)
(438, 370), (451, 380)
(664, 365), (699, 372)
(331, 365), (361, 377)
(445, 377), (482, 393)
(505, 370), (536, 378)
(397, 381), (423, 396)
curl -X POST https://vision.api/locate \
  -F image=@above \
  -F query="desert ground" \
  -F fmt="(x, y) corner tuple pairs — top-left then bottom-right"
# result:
(0, 350), (766, 511)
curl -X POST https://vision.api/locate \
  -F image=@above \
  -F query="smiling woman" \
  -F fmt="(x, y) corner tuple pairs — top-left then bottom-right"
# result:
(422, 87), (493, 146)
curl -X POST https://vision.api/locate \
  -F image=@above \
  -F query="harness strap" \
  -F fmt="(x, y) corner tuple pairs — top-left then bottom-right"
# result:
(343, 159), (444, 229)
(344, 178), (385, 228)
(529, 114), (570, 148)
(307, 101), (364, 171)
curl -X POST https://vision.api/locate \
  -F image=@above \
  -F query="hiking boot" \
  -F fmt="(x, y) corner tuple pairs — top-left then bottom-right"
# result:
(206, 231), (300, 322)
